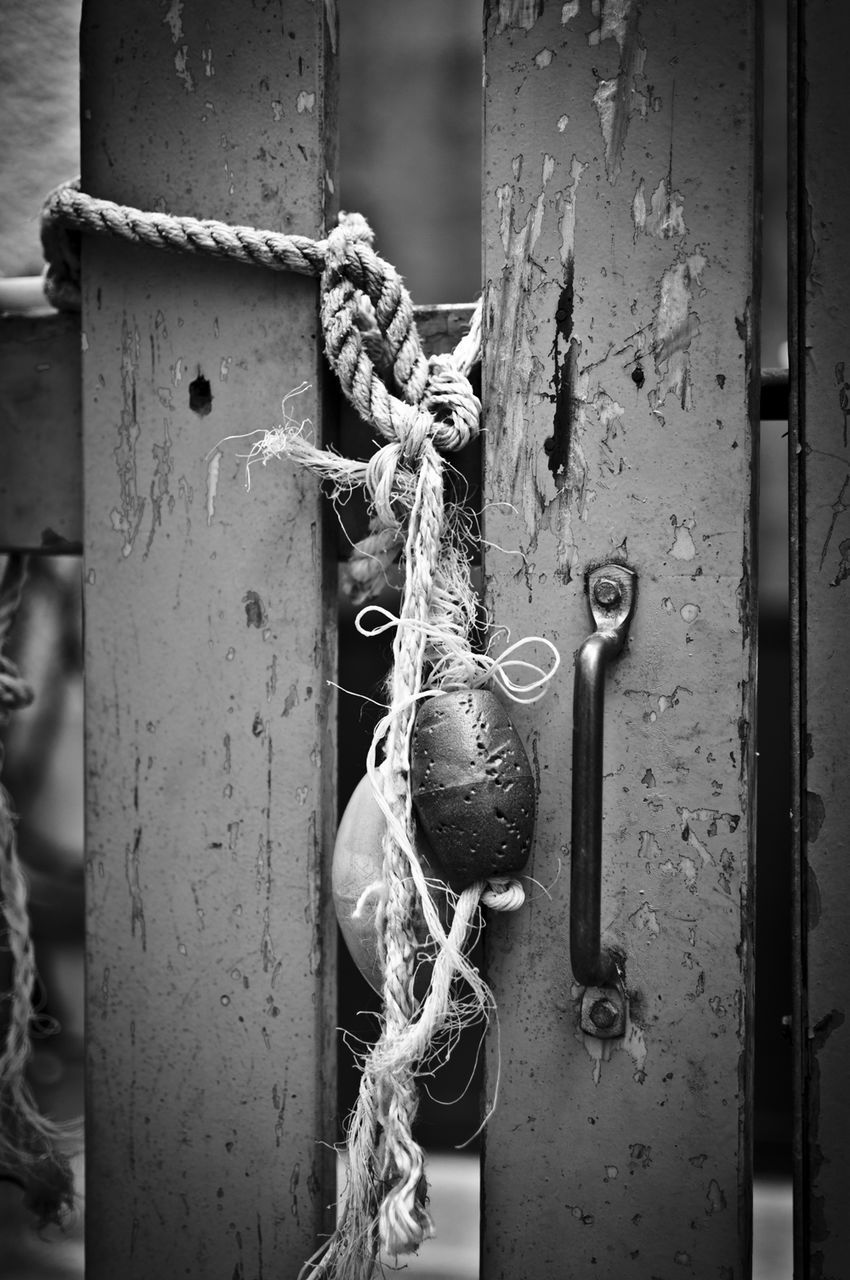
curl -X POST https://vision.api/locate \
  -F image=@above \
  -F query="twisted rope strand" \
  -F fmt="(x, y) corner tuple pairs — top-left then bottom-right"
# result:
(0, 556), (74, 1226)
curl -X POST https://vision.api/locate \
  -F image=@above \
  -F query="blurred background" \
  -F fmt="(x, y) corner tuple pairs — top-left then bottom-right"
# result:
(0, 1), (791, 1276)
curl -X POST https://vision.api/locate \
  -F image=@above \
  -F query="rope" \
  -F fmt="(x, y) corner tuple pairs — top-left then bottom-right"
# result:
(41, 179), (482, 597)
(0, 555), (74, 1226)
(39, 180), (553, 1275)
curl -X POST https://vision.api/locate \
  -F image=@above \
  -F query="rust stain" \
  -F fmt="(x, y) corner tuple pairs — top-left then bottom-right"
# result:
(243, 589), (267, 628)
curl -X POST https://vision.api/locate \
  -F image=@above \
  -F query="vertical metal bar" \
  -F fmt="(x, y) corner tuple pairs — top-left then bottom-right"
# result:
(787, 3), (809, 1273)
(789, 1), (850, 1274)
(481, 2), (759, 1274)
(80, 4), (338, 1275)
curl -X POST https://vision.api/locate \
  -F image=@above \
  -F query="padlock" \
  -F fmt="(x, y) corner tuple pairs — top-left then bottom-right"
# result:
(410, 689), (536, 888)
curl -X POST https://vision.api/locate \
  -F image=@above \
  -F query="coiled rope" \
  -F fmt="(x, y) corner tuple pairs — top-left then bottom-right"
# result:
(40, 181), (552, 1277)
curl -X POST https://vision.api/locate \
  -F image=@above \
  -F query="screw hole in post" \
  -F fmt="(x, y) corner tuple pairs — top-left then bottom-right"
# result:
(189, 373), (213, 416)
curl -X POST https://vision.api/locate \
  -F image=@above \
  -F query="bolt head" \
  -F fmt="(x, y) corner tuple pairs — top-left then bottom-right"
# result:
(589, 997), (618, 1030)
(579, 985), (627, 1038)
(593, 577), (622, 608)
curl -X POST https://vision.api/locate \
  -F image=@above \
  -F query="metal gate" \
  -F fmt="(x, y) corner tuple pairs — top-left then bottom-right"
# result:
(0, 1), (847, 1276)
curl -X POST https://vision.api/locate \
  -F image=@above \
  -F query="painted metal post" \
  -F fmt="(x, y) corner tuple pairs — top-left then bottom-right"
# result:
(481, 3), (759, 1275)
(80, 3), (338, 1275)
(790, 2), (850, 1275)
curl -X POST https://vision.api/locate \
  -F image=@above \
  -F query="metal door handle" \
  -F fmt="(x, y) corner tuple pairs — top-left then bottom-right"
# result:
(570, 563), (637, 998)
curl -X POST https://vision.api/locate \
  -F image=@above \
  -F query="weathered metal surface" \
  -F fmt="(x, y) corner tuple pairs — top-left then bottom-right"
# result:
(0, 312), (81, 551)
(80, 3), (337, 1275)
(0, 304), (477, 554)
(481, 3), (758, 1276)
(790, 2), (850, 1274)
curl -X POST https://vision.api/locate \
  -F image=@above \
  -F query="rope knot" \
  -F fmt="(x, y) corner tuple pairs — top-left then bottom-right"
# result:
(421, 353), (481, 453)
(323, 210), (376, 274)
(393, 405), (438, 464)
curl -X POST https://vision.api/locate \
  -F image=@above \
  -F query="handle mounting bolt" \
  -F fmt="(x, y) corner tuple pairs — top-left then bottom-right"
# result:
(592, 578), (622, 608)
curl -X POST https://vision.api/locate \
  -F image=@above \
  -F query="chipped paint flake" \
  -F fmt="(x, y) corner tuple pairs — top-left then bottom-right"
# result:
(206, 450), (221, 526)
(651, 255), (706, 414)
(680, 602), (700, 622)
(110, 318), (146, 557)
(589, 1), (647, 183)
(163, 0), (184, 42)
(561, 0), (580, 22)
(534, 48), (554, 69)
(669, 515), (697, 560)
(706, 1179), (728, 1213)
(630, 900), (660, 938)
(632, 177), (686, 239)
(557, 155), (587, 267)
(296, 91), (315, 114)
(496, 0), (544, 34)
(174, 47), (195, 94)
(557, 113), (569, 132)
(588, 0), (634, 50)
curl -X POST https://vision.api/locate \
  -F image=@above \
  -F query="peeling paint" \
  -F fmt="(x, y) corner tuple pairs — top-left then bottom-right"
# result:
(296, 91), (315, 114)
(705, 1178), (727, 1214)
(142, 420), (176, 559)
(626, 684), (693, 724)
(488, 151), (588, 586)
(650, 255), (706, 415)
(669, 515), (697, 560)
(632, 178), (686, 240)
(110, 317), (146, 557)
(496, 0), (544, 33)
(534, 47), (554, 69)
(561, 0), (580, 21)
(579, 1005), (647, 1085)
(206, 450), (221, 526)
(589, 0), (647, 183)
(163, 0), (184, 42)
(630, 900), (660, 938)
(174, 47), (195, 94)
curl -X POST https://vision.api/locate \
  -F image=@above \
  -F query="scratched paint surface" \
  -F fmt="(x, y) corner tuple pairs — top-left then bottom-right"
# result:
(81, 3), (337, 1276)
(482, 3), (757, 1276)
(796, 5), (850, 1273)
